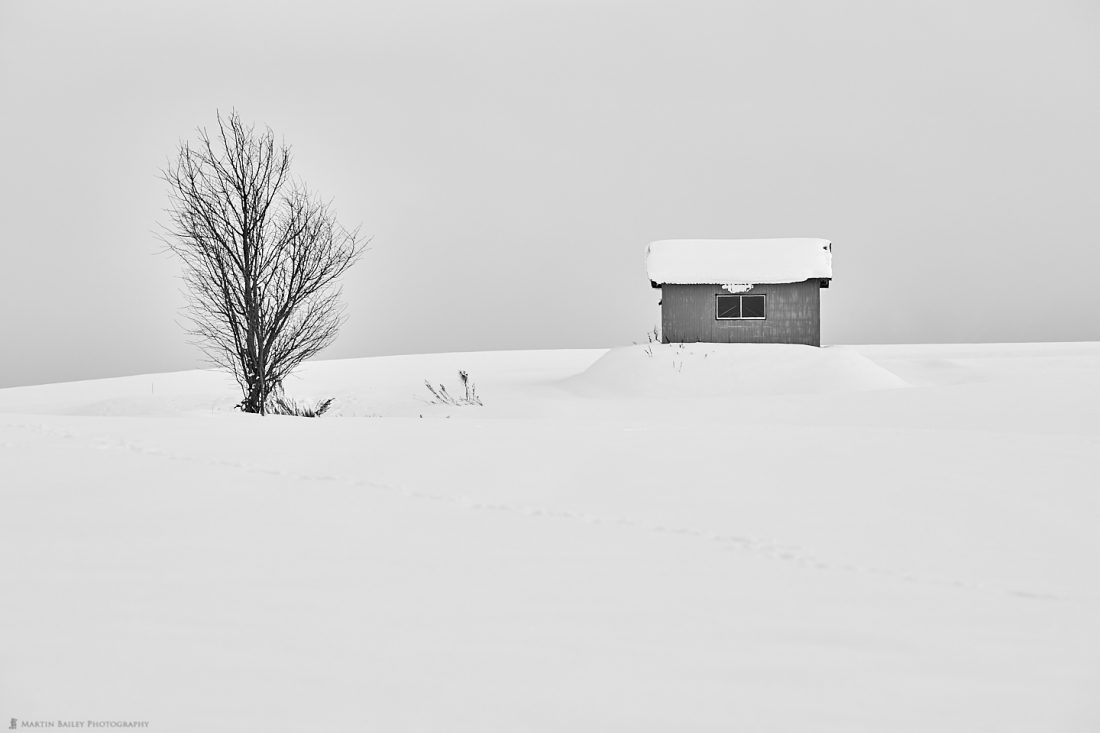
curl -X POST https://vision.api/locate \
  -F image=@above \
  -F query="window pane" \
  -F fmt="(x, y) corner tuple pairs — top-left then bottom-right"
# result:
(716, 295), (740, 319)
(741, 295), (766, 318)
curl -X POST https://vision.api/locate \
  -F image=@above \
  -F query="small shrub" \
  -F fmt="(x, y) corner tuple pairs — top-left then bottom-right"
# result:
(424, 370), (483, 406)
(267, 393), (336, 417)
(641, 325), (661, 357)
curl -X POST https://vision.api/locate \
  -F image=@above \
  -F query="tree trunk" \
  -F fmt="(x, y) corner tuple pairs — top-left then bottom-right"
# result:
(240, 374), (266, 414)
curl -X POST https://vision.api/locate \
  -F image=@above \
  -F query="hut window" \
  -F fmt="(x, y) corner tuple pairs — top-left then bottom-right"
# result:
(716, 294), (766, 320)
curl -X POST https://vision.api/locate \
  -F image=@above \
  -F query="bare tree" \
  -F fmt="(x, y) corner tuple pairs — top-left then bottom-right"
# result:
(162, 111), (364, 414)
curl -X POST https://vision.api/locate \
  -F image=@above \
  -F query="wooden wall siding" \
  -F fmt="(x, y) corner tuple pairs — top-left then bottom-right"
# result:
(661, 281), (821, 346)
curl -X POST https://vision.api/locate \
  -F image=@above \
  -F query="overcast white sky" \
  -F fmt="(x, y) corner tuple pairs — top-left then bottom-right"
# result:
(1, 0), (1098, 387)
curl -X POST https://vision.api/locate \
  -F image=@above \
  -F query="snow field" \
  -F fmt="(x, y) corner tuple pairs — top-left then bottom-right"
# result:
(1, 342), (1098, 731)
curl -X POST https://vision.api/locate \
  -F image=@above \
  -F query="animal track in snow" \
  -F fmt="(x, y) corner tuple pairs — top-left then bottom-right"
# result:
(1, 419), (1071, 603)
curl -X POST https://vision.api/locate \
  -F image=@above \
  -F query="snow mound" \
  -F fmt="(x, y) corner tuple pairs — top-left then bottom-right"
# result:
(564, 344), (908, 398)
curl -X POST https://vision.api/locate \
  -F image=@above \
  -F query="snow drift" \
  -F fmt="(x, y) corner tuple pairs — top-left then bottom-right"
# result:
(564, 343), (908, 398)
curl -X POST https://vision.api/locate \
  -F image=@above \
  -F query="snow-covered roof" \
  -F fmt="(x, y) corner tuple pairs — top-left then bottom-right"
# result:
(646, 238), (833, 285)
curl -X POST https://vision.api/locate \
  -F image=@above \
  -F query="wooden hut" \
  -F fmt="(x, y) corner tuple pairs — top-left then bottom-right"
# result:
(646, 238), (832, 346)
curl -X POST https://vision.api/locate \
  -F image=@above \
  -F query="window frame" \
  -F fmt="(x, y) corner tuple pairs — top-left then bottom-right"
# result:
(715, 293), (767, 321)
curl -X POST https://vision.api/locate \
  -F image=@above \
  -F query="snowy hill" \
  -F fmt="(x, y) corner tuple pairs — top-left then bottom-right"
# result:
(1, 343), (1098, 731)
